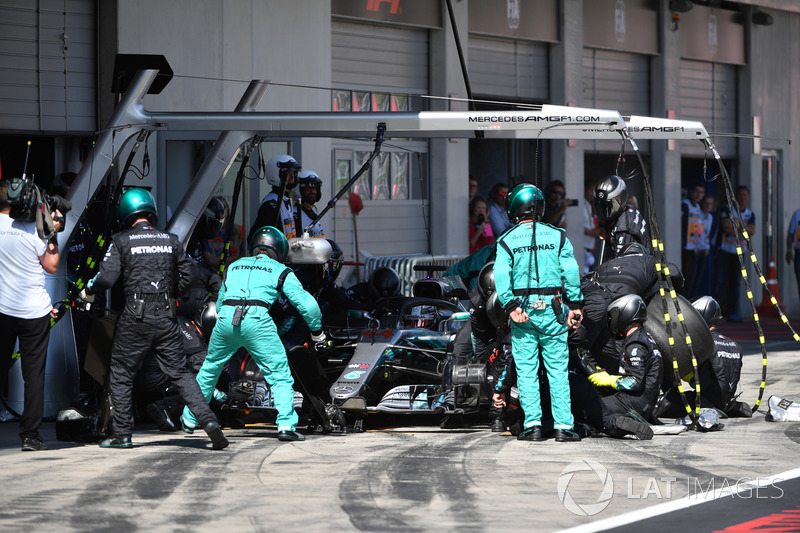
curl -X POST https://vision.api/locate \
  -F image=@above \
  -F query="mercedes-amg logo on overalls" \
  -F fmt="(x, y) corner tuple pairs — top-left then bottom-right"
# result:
(557, 459), (614, 516)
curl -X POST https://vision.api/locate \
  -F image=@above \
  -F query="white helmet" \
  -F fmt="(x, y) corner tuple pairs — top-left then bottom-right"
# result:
(265, 154), (301, 188)
(298, 170), (323, 203)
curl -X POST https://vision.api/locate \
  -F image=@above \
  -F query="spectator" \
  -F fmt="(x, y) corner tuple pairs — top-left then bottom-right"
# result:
(469, 196), (494, 254)
(786, 206), (800, 301)
(696, 194), (717, 296)
(543, 180), (570, 229)
(468, 175), (479, 204)
(580, 181), (600, 274)
(681, 182), (706, 297)
(714, 185), (755, 322)
(487, 182), (511, 238)
(0, 180), (63, 451)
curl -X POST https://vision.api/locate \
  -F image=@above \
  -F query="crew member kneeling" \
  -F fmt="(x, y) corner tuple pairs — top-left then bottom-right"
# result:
(589, 294), (660, 440)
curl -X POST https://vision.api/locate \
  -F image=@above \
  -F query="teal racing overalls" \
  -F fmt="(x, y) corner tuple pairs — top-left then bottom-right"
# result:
(182, 254), (322, 431)
(495, 220), (583, 431)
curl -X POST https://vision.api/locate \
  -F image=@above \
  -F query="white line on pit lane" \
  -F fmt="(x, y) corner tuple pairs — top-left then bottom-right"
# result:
(558, 466), (800, 533)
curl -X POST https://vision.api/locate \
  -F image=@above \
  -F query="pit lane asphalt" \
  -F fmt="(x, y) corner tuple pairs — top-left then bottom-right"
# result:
(1, 341), (798, 533)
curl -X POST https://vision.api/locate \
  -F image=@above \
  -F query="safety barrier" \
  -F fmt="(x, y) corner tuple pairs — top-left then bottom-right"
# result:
(361, 252), (468, 296)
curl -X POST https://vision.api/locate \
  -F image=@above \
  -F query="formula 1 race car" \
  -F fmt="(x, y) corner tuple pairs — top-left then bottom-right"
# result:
(216, 273), (491, 433)
(323, 291), (491, 432)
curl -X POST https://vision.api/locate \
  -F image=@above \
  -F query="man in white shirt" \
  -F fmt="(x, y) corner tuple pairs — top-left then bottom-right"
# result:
(0, 180), (62, 452)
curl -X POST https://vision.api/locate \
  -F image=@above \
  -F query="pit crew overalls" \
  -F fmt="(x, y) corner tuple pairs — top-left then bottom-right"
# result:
(495, 220), (583, 431)
(182, 253), (322, 432)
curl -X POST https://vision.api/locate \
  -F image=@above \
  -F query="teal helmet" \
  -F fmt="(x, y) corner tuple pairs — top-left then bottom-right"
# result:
(249, 225), (288, 262)
(117, 188), (157, 227)
(505, 183), (544, 223)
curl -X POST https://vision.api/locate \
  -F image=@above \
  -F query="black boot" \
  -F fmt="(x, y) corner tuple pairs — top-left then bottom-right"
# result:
(614, 416), (654, 440)
(146, 400), (178, 432)
(278, 429), (306, 442)
(554, 429), (581, 442)
(440, 413), (465, 429)
(517, 426), (543, 441)
(99, 435), (133, 448)
(204, 422), (229, 450)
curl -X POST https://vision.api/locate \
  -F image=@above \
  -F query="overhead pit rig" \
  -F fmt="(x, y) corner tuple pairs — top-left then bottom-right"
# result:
(14, 68), (778, 421)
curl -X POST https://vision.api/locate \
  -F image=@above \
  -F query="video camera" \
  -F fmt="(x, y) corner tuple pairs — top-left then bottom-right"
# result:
(5, 175), (72, 224)
(2, 140), (72, 227)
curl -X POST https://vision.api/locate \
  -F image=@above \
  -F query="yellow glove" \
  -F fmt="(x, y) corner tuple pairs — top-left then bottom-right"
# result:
(588, 371), (621, 389)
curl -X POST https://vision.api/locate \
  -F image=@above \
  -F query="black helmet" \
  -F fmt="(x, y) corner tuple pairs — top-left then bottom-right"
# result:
(477, 261), (496, 300)
(620, 242), (648, 256)
(117, 188), (157, 227)
(594, 175), (628, 222)
(568, 323), (587, 349)
(201, 196), (228, 239)
(505, 183), (545, 224)
(607, 294), (648, 339)
(249, 226), (288, 262)
(485, 292), (509, 329)
(298, 170), (323, 203)
(198, 301), (218, 340)
(323, 239), (344, 285)
(692, 296), (722, 327)
(369, 266), (401, 300)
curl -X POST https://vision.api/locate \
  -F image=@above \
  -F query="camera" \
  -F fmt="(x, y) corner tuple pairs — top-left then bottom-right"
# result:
(477, 214), (486, 224)
(5, 176), (72, 225)
(2, 140), (71, 227)
(567, 199), (579, 207)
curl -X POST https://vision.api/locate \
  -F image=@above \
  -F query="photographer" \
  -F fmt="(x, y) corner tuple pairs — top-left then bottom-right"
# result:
(543, 180), (577, 229)
(0, 179), (64, 452)
(469, 196), (494, 253)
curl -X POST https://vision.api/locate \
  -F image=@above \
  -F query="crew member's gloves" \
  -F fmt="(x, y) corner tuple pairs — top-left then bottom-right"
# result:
(78, 288), (95, 303)
(78, 278), (96, 304)
(310, 330), (330, 352)
(588, 370), (622, 389)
